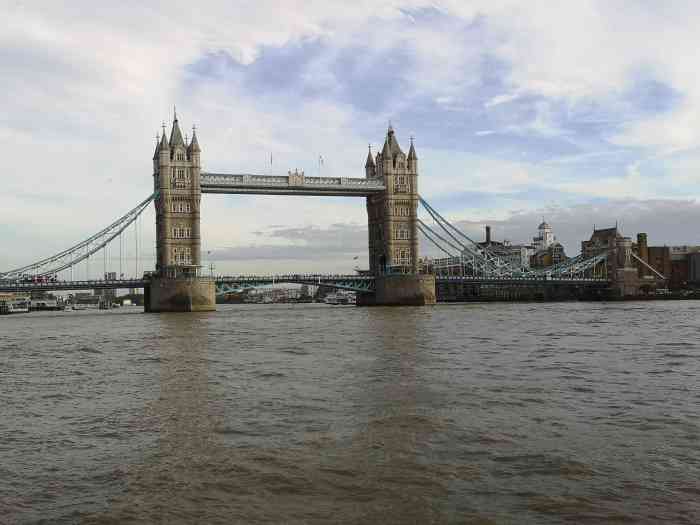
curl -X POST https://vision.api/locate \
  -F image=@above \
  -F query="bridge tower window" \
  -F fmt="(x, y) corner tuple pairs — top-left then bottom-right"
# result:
(171, 201), (192, 213)
(172, 227), (192, 239)
(172, 246), (192, 265)
(394, 226), (410, 240)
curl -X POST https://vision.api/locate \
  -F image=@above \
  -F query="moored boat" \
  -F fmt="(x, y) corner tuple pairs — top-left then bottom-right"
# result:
(0, 296), (31, 315)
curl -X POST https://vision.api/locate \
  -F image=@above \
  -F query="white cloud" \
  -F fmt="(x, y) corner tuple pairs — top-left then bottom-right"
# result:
(3, 1), (700, 274)
(484, 92), (520, 108)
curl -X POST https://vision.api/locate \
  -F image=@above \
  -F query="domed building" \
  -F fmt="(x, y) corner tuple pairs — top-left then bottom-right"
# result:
(533, 220), (554, 252)
(530, 219), (567, 268)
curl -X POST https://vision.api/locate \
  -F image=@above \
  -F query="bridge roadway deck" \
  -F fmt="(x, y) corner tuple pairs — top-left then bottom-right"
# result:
(200, 173), (385, 197)
(0, 275), (610, 294)
(435, 276), (609, 287)
(0, 279), (149, 294)
(0, 275), (376, 294)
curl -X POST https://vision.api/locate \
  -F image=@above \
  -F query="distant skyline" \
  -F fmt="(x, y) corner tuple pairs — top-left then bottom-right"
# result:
(3, 1), (700, 275)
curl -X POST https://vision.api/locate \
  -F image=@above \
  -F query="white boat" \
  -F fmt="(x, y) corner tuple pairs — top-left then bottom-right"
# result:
(324, 294), (340, 305)
(30, 298), (62, 311)
(323, 291), (356, 305)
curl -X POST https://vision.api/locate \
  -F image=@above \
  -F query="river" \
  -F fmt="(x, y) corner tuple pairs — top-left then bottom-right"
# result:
(1, 302), (699, 524)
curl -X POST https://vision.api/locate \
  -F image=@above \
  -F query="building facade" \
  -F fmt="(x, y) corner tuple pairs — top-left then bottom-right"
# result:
(477, 225), (535, 269)
(582, 226), (643, 295)
(533, 221), (554, 251)
(630, 235), (700, 291)
(529, 220), (567, 268)
(531, 242), (567, 268)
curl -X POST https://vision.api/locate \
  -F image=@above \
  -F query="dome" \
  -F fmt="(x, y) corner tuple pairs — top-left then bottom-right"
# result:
(538, 221), (551, 230)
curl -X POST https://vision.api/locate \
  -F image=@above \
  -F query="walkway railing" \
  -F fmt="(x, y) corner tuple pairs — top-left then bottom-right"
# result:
(201, 173), (385, 196)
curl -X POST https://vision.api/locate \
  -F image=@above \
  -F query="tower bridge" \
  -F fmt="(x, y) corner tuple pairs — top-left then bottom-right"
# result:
(1, 112), (633, 311)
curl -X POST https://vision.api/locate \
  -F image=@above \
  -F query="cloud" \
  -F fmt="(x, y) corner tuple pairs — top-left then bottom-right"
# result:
(210, 223), (367, 262)
(3, 2), (700, 276)
(445, 198), (700, 258)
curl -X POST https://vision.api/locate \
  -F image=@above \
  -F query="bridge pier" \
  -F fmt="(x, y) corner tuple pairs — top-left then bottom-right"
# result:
(358, 274), (436, 306)
(145, 277), (216, 313)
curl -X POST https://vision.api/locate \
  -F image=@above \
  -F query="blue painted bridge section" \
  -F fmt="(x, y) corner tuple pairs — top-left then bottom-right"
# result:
(214, 275), (375, 295)
(0, 275), (377, 296)
(0, 273), (611, 298)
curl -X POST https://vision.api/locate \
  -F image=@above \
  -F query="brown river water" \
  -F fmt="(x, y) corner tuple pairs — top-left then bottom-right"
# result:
(1, 302), (699, 524)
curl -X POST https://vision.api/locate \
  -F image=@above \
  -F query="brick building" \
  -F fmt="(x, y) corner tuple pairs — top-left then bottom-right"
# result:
(634, 235), (700, 291)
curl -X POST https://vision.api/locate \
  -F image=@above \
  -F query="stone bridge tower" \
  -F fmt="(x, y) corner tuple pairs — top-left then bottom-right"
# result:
(147, 111), (214, 312)
(153, 111), (202, 278)
(366, 125), (420, 274)
(362, 125), (435, 305)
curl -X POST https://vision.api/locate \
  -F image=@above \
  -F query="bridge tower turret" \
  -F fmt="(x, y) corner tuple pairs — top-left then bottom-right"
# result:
(365, 145), (375, 178)
(154, 129), (170, 273)
(407, 137), (419, 273)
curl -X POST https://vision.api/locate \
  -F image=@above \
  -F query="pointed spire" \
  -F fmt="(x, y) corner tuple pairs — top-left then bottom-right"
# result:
(382, 122), (403, 157)
(408, 135), (417, 160)
(382, 125), (392, 157)
(160, 122), (169, 150)
(169, 108), (185, 148)
(365, 144), (375, 167)
(153, 132), (161, 159)
(189, 124), (200, 153)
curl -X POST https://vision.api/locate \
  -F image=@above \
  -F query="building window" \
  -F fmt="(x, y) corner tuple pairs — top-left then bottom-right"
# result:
(394, 205), (410, 217)
(172, 246), (192, 265)
(394, 175), (409, 193)
(395, 248), (411, 265)
(172, 227), (192, 239)
(171, 201), (192, 213)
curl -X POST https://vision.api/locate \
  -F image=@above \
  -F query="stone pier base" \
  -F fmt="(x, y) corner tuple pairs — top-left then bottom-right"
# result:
(358, 274), (436, 306)
(145, 277), (216, 313)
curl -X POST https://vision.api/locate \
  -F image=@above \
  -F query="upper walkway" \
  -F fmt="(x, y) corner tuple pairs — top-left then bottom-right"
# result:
(200, 173), (385, 197)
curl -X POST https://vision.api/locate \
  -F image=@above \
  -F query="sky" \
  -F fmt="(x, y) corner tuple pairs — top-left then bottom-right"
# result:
(3, 1), (700, 276)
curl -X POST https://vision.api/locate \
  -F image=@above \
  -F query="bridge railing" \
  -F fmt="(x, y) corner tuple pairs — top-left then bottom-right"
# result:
(201, 173), (385, 190)
(0, 278), (148, 292)
(435, 275), (608, 283)
(216, 274), (375, 282)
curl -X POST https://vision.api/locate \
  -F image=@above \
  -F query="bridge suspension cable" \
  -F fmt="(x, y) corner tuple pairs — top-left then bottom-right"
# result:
(417, 219), (462, 255)
(417, 221), (456, 257)
(418, 196), (521, 276)
(418, 196), (611, 281)
(0, 193), (155, 280)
